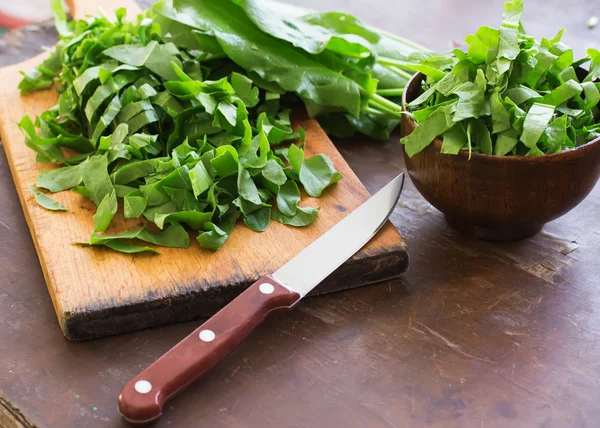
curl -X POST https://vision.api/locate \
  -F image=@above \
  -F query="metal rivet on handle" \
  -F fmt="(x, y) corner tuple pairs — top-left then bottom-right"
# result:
(134, 380), (152, 394)
(199, 329), (216, 342)
(259, 282), (275, 295)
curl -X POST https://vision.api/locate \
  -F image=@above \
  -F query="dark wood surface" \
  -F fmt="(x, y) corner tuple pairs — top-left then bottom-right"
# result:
(1, 0), (600, 427)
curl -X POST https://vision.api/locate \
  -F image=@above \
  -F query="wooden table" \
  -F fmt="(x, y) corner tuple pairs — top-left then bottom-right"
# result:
(2, 1), (600, 427)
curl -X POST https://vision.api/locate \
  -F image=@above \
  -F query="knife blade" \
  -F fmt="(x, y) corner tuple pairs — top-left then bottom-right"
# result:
(118, 173), (405, 424)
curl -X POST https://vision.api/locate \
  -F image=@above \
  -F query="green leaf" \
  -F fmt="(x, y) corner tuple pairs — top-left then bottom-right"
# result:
(581, 82), (600, 110)
(262, 159), (287, 185)
(287, 143), (304, 174)
(102, 41), (183, 81)
(451, 82), (486, 122)
(72, 186), (91, 199)
(584, 48), (600, 82)
(470, 120), (493, 155)
(494, 128), (519, 156)
(526, 145), (545, 156)
(93, 190), (117, 232)
(154, 210), (213, 230)
(73, 65), (113, 96)
(240, 130), (270, 169)
(237, 163), (262, 204)
(503, 86), (540, 105)
(113, 157), (173, 184)
(18, 115), (64, 163)
(440, 123), (467, 155)
(497, 0), (524, 63)
(521, 103), (555, 148)
(84, 72), (137, 122)
(18, 48), (63, 93)
(401, 104), (455, 157)
(156, 0), (363, 116)
(490, 92), (512, 134)
(277, 180), (301, 217)
(241, 0), (378, 58)
(89, 223), (189, 249)
(272, 206), (320, 227)
(92, 95), (122, 143)
(465, 26), (499, 64)
(197, 211), (240, 250)
(230, 72), (259, 107)
(543, 115), (567, 150)
(35, 164), (83, 192)
(232, 196), (265, 216)
(103, 241), (160, 254)
(210, 145), (239, 177)
(50, 0), (71, 36)
(189, 161), (214, 197)
(299, 154), (342, 197)
(541, 80), (582, 106)
(29, 187), (67, 211)
(82, 155), (114, 206)
(244, 206), (271, 232)
(124, 195), (147, 219)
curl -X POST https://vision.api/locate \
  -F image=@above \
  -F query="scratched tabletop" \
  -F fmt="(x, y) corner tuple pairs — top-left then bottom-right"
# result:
(1, 1), (600, 427)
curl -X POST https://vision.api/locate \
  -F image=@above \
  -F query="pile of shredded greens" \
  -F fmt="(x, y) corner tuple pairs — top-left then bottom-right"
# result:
(19, 0), (428, 253)
(401, 0), (600, 157)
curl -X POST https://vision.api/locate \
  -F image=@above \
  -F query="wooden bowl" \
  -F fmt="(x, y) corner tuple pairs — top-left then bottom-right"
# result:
(401, 73), (600, 241)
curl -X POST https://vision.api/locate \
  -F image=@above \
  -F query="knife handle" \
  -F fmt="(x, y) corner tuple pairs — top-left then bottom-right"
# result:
(118, 275), (300, 424)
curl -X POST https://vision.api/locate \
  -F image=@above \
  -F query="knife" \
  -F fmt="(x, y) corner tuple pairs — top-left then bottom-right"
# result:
(118, 172), (405, 424)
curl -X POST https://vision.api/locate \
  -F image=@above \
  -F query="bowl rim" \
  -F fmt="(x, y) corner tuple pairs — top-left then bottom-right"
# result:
(402, 72), (600, 162)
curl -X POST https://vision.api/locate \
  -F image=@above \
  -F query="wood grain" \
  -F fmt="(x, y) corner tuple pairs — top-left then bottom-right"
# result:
(0, 0), (408, 340)
(0, 397), (35, 428)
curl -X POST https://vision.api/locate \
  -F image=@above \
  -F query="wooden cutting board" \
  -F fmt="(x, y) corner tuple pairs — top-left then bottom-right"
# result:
(0, 0), (409, 340)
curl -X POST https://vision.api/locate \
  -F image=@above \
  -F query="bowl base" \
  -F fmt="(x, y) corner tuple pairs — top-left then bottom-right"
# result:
(445, 215), (542, 242)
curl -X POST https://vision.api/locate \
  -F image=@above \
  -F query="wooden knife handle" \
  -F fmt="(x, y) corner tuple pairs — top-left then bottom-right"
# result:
(117, 275), (301, 424)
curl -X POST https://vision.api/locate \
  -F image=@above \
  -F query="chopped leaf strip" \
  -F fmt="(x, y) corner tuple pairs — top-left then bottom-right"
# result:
(272, 206), (320, 227)
(29, 187), (67, 211)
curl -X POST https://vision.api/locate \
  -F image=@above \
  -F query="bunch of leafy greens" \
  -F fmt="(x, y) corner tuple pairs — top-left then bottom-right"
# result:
(19, 1), (358, 253)
(401, 0), (600, 158)
(148, 0), (427, 140)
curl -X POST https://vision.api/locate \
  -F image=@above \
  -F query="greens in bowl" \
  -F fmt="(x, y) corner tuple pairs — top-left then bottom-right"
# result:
(400, 0), (600, 158)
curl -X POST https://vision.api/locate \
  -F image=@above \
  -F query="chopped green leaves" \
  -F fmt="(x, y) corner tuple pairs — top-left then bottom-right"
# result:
(80, 223), (190, 253)
(262, 159), (287, 185)
(19, 1), (345, 254)
(522, 103), (555, 148)
(272, 206), (320, 227)
(276, 180), (301, 217)
(93, 190), (118, 232)
(299, 154), (343, 197)
(403, 104), (455, 157)
(35, 164), (83, 192)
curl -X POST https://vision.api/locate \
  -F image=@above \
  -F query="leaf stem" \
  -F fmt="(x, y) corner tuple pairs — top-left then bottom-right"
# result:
(366, 99), (401, 117)
(378, 57), (418, 76)
(364, 105), (398, 118)
(376, 88), (405, 97)
(368, 92), (403, 115)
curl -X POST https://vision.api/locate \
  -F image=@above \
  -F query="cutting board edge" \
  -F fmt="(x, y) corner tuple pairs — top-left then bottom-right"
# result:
(60, 235), (409, 340)
(0, 395), (38, 428)
(0, 107), (71, 335)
